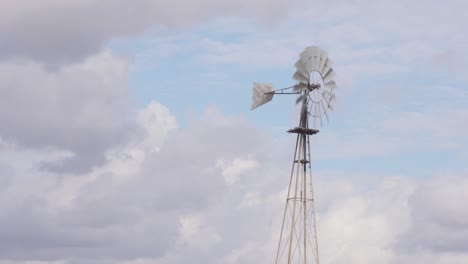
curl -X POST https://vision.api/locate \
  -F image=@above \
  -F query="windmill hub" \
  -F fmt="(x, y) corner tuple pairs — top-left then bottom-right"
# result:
(307, 83), (321, 91)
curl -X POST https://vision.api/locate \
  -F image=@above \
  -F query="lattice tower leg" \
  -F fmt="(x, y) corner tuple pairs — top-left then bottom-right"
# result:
(274, 130), (319, 264)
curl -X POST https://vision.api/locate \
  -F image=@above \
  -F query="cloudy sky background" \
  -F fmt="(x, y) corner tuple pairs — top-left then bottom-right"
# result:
(0, 0), (467, 263)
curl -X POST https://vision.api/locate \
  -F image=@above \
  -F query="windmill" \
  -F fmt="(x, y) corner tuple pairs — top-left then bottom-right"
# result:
(251, 46), (336, 264)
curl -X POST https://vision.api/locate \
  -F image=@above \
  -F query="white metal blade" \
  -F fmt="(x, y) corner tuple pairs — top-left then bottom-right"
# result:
(294, 46), (330, 81)
(321, 58), (334, 77)
(294, 59), (305, 71)
(324, 80), (337, 90)
(251, 82), (274, 110)
(322, 89), (336, 101)
(301, 46), (322, 73)
(293, 83), (307, 92)
(321, 91), (335, 112)
(292, 69), (309, 84)
(323, 69), (336, 82)
(318, 52), (328, 74)
(319, 99), (329, 122)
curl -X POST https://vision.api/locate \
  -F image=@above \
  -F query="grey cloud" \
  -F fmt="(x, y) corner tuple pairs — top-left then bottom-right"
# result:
(0, 52), (136, 173)
(0, 0), (302, 65)
(397, 175), (468, 253)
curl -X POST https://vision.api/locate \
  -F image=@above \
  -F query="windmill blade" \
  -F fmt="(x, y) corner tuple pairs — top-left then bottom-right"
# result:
(296, 48), (313, 68)
(311, 102), (316, 128)
(318, 54), (328, 74)
(292, 69), (309, 84)
(293, 83), (307, 93)
(251, 82), (274, 110)
(301, 46), (322, 73)
(324, 80), (337, 90)
(295, 46), (329, 75)
(321, 58), (334, 77)
(309, 98), (323, 127)
(294, 59), (304, 70)
(321, 91), (335, 111)
(319, 99), (330, 122)
(322, 94), (334, 112)
(294, 60), (310, 81)
(318, 101), (323, 127)
(323, 68), (336, 82)
(322, 89), (336, 102)
(316, 49), (328, 75)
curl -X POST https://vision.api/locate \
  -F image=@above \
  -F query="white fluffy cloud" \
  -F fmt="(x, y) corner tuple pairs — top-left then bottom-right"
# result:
(398, 174), (468, 253)
(0, 102), (271, 263)
(216, 157), (260, 185)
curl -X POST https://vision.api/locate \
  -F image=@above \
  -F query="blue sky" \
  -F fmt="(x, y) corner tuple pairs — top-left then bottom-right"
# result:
(0, 1), (467, 264)
(109, 12), (467, 180)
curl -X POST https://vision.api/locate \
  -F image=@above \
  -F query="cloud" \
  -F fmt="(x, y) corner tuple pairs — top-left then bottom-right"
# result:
(0, 0), (305, 66)
(0, 51), (135, 172)
(216, 157), (260, 185)
(0, 102), (270, 263)
(178, 213), (221, 250)
(1, 99), (468, 264)
(398, 173), (468, 253)
(137, 101), (177, 152)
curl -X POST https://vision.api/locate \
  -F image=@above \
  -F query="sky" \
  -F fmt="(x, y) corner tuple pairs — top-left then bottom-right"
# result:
(0, 0), (467, 263)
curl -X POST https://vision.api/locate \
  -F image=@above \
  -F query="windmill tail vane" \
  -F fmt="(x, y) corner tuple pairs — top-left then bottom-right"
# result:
(250, 46), (337, 264)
